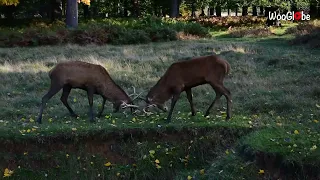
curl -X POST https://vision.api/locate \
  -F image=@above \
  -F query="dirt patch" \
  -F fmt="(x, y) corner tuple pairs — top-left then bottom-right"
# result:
(0, 127), (250, 171)
(240, 148), (320, 180)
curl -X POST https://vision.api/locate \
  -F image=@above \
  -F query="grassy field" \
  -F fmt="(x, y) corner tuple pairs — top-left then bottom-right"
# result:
(0, 24), (320, 179)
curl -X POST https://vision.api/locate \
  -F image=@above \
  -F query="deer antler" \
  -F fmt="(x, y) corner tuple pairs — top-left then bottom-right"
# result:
(132, 92), (143, 101)
(121, 102), (139, 109)
(129, 86), (145, 102)
(143, 107), (154, 116)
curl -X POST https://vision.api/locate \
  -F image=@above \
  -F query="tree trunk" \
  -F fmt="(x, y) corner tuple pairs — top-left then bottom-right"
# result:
(235, 6), (238, 16)
(309, 1), (317, 17)
(228, 8), (230, 16)
(209, 7), (214, 16)
(170, 0), (179, 17)
(83, 4), (89, 18)
(252, 6), (257, 16)
(161, 8), (166, 17)
(259, 6), (263, 15)
(199, 8), (205, 16)
(123, 0), (128, 17)
(242, 6), (248, 16)
(62, 0), (66, 17)
(153, 2), (158, 16)
(3, 5), (16, 20)
(132, 0), (140, 17)
(216, 5), (221, 17)
(191, 1), (196, 17)
(66, 0), (78, 28)
(51, 0), (62, 22)
(92, 0), (97, 17)
(264, 6), (269, 17)
(266, 6), (277, 26)
(317, 3), (320, 17)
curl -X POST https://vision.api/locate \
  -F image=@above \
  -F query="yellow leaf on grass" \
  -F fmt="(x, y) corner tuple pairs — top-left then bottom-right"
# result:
(258, 169), (265, 174)
(104, 162), (111, 167)
(3, 168), (14, 178)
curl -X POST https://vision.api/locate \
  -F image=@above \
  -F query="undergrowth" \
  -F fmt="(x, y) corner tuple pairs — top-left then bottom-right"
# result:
(0, 17), (209, 47)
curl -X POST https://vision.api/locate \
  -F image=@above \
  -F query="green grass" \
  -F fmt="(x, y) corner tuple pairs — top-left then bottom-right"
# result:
(1, 24), (320, 179)
(241, 125), (320, 163)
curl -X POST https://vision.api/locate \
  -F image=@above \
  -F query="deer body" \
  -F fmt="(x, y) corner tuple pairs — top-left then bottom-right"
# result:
(145, 54), (232, 122)
(36, 61), (137, 124)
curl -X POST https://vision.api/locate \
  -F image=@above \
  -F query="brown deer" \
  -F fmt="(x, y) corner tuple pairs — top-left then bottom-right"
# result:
(143, 54), (232, 122)
(36, 61), (139, 124)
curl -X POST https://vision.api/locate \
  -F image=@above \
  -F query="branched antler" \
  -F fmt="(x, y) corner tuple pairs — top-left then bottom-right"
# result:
(121, 102), (139, 109)
(129, 86), (145, 102)
(143, 107), (154, 116)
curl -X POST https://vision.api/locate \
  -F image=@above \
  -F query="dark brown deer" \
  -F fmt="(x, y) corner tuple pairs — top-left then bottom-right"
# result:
(36, 61), (139, 124)
(143, 54), (232, 122)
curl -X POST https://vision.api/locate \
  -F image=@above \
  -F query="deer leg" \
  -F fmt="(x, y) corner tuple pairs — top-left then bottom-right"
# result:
(185, 88), (196, 116)
(97, 97), (107, 118)
(205, 84), (232, 120)
(166, 93), (181, 123)
(60, 85), (78, 118)
(87, 88), (95, 122)
(113, 103), (120, 113)
(221, 86), (232, 120)
(204, 84), (223, 117)
(37, 82), (63, 124)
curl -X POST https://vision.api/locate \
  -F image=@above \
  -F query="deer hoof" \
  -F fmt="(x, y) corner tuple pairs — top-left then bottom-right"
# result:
(71, 113), (79, 118)
(36, 119), (42, 124)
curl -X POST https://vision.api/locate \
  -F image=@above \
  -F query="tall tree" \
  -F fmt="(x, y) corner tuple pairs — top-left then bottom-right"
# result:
(51, 0), (62, 21)
(170, 0), (179, 17)
(131, 0), (140, 17)
(309, 0), (319, 17)
(252, 5), (257, 16)
(66, 0), (90, 29)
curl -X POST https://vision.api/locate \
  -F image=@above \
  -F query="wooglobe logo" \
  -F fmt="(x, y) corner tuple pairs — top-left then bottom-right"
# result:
(268, 11), (310, 21)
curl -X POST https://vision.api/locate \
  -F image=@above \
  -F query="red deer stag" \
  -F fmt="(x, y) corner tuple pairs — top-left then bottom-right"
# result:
(143, 54), (232, 122)
(36, 61), (139, 124)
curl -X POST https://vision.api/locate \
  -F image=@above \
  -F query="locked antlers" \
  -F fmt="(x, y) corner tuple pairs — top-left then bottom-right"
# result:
(128, 86), (146, 102)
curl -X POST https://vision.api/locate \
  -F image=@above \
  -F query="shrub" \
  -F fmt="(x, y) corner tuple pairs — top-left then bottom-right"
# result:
(71, 27), (110, 45)
(290, 29), (320, 48)
(228, 27), (274, 38)
(146, 27), (177, 42)
(177, 16), (267, 29)
(288, 20), (320, 48)
(112, 29), (151, 44)
(0, 18), (212, 47)
(38, 32), (61, 46)
(182, 22), (209, 37)
(285, 20), (320, 35)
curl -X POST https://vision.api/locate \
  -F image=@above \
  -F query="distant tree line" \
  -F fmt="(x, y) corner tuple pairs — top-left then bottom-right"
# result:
(0, 0), (318, 28)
